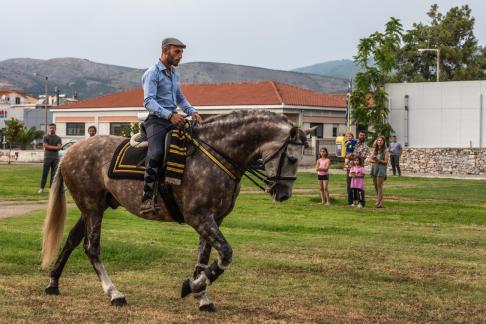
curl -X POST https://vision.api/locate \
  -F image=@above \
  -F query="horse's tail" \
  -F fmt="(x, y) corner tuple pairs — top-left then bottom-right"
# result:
(41, 162), (67, 268)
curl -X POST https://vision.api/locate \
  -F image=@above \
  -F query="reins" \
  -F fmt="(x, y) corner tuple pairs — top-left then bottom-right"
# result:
(184, 120), (305, 193)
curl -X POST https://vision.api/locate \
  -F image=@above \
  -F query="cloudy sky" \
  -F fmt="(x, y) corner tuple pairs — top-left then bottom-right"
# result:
(2, 0), (485, 70)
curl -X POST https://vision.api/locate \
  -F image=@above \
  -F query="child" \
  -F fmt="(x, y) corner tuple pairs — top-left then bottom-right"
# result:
(316, 147), (331, 205)
(350, 157), (366, 208)
(344, 132), (357, 170)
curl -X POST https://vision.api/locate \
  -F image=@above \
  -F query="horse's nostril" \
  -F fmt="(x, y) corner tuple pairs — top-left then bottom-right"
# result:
(277, 193), (290, 202)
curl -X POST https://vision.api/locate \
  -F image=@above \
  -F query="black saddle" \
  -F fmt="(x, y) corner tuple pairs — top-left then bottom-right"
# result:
(107, 127), (180, 181)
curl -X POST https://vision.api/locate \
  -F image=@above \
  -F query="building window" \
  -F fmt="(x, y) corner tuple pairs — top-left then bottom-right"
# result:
(332, 124), (338, 137)
(66, 123), (85, 136)
(310, 123), (323, 138)
(110, 122), (130, 136)
(15, 97), (21, 104)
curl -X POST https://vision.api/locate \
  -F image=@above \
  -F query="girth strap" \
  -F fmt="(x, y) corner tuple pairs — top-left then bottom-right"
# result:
(158, 183), (185, 224)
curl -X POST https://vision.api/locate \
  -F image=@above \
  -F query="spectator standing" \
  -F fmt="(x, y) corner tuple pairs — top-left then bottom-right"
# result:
(39, 123), (62, 193)
(390, 135), (402, 176)
(88, 125), (97, 137)
(316, 147), (331, 205)
(350, 157), (366, 208)
(354, 131), (370, 163)
(344, 152), (355, 206)
(370, 136), (389, 208)
(344, 132), (357, 164)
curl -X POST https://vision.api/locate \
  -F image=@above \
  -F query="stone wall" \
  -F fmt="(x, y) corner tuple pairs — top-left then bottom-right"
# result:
(399, 148), (486, 175)
(0, 150), (44, 163)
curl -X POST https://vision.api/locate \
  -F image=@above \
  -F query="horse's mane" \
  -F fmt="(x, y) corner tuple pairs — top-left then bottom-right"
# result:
(197, 110), (292, 130)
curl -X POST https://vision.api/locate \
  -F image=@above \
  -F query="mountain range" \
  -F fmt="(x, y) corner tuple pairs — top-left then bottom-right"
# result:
(0, 58), (351, 100)
(292, 59), (359, 80)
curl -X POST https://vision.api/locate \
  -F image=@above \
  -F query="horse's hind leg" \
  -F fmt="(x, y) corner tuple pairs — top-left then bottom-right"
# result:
(191, 236), (217, 312)
(45, 216), (86, 295)
(83, 210), (126, 306)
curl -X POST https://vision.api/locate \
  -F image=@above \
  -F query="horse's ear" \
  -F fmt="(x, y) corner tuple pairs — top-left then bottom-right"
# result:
(304, 126), (318, 135)
(289, 126), (299, 139)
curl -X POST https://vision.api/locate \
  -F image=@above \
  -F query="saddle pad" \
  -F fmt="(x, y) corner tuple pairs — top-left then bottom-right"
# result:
(108, 131), (188, 183)
(108, 139), (147, 180)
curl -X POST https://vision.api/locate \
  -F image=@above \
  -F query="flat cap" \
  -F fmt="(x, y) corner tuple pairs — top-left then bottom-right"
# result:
(161, 37), (186, 48)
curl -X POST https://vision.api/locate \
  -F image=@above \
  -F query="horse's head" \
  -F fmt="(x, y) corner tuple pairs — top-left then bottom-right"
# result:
(261, 126), (312, 202)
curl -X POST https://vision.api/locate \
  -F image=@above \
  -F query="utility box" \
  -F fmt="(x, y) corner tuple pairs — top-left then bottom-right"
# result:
(335, 136), (346, 158)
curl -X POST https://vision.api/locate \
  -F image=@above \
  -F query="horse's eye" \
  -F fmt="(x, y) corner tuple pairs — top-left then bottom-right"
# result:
(287, 156), (298, 164)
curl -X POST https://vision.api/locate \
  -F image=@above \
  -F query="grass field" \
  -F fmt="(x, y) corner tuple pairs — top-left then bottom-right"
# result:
(0, 164), (485, 322)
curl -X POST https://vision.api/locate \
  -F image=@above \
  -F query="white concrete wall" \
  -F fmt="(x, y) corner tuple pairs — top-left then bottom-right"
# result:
(0, 150), (44, 163)
(386, 81), (486, 148)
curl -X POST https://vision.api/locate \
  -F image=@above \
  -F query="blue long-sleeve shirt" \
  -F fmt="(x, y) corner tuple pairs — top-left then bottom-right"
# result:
(142, 60), (196, 119)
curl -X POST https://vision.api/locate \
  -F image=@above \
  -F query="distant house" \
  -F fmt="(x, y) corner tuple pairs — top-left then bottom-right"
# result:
(0, 90), (39, 129)
(52, 81), (347, 153)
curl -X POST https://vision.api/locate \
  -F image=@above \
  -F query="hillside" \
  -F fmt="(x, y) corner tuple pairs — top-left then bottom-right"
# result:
(292, 59), (359, 80)
(0, 58), (349, 99)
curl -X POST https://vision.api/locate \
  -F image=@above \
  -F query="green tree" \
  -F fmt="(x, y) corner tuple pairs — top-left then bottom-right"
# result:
(393, 4), (485, 82)
(121, 122), (141, 138)
(350, 17), (403, 143)
(4, 118), (44, 150)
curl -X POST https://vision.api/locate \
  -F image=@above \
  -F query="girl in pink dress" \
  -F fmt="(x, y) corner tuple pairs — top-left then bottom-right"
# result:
(316, 147), (331, 205)
(350, 157), (366, 208)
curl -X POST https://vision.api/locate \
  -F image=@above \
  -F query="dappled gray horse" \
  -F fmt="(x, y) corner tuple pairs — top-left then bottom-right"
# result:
(41, 110), (310, 311)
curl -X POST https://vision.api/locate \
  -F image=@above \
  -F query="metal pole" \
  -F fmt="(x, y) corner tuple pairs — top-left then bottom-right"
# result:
(44, 76), (48, 134)
(436, 49), (440, 82)
(347, 93), (351, 132)
(404, 95), (409, 147)
(480, 93), (483, 148)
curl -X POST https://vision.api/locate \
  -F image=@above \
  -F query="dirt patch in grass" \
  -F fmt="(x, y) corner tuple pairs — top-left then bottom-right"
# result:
(0, 201), (48, 220)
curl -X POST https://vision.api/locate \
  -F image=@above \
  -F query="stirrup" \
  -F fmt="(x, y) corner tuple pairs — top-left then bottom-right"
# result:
(140, 198), (161, 215)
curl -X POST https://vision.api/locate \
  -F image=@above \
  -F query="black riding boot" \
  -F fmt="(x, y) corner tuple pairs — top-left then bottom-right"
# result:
(140, 115), (172, 213)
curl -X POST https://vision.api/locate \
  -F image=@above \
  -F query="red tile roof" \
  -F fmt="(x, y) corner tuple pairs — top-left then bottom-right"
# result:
(58, 81), (346, 109)
(0, 89), (26, 96)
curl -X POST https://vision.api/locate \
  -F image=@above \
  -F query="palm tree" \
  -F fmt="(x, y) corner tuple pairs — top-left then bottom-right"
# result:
(4, 118), (44, 150)
(17, 127), (44, 150)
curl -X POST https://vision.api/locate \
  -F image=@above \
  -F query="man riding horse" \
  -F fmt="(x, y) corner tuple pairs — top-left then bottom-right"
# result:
(141, 37), (202, 215)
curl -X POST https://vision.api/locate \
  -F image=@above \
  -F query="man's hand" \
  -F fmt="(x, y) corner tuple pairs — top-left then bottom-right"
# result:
(192, 112), (202, 124)
(169, 113), (185, 127)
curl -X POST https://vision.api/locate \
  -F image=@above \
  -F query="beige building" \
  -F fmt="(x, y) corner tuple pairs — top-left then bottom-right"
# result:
(0, 90), (38, 129)
(52, 81), (347, 154)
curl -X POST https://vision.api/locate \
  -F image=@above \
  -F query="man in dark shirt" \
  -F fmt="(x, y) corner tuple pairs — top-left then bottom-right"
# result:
(140, 37), (201, 214)
(39, 123), (62, 193)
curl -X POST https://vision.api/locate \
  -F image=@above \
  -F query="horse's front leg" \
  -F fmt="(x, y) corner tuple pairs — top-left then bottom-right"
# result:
(182, 220), (232, 311)
(191, 236), (217, 312)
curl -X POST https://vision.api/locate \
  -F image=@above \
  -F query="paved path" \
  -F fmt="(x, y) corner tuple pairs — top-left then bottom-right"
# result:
(0, 201), (48, 220)
(299, 168), (486, 180)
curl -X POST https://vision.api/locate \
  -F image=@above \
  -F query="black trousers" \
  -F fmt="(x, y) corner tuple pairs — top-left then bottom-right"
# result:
(352, 188), (365, 206)
(40, 157), (59, 189)
(142, 115), (173, 201)
(390, 155), (401, 175)
(346, 170), (353, 205)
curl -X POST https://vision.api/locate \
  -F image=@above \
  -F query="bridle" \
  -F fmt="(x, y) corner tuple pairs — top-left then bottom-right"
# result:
(184, 120), (306, 193)
(239, 136), (306, 192)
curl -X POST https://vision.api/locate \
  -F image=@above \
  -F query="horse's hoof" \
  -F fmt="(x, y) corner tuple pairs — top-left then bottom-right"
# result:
(199, 303), (217, 312)
(111, 297), (127, 307)
(181, 278), (192, 298)
(45, 286), (60, 295)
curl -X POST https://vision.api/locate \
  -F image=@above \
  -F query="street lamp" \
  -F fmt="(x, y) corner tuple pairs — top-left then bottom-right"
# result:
(418, 48), (440, 82)
(33, 72), (49, 134)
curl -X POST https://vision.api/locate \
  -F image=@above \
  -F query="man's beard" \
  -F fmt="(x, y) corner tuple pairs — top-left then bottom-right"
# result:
(167, 55), (179, 66)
